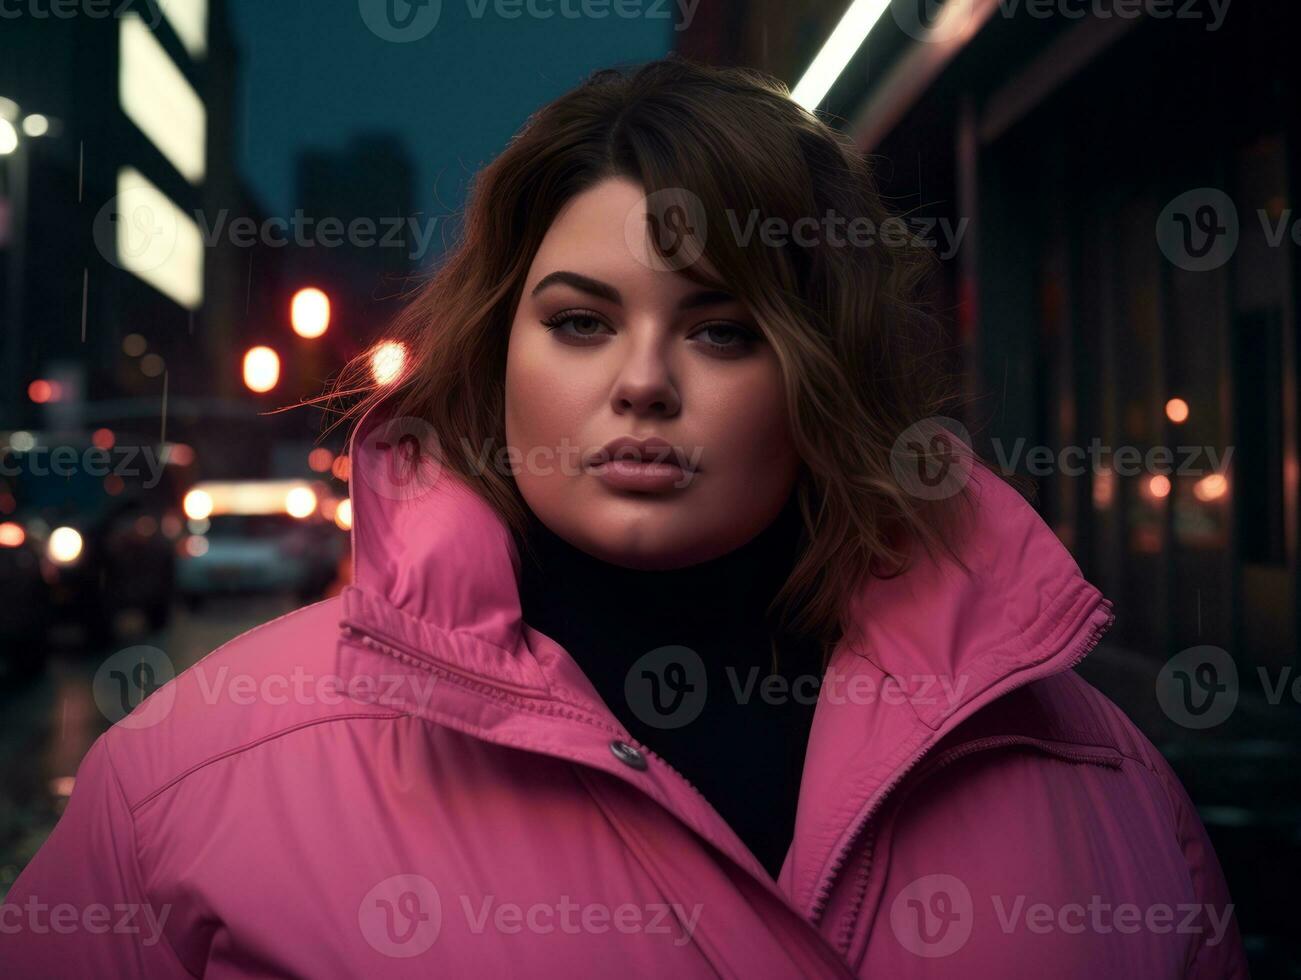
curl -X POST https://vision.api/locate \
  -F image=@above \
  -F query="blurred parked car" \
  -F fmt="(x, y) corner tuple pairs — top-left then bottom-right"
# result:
(176, 480), (345, 607)
(0, 430), (183, 653)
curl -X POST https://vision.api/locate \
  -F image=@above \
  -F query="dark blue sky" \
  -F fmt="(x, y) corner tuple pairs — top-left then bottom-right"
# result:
(228, 0), (675, 225)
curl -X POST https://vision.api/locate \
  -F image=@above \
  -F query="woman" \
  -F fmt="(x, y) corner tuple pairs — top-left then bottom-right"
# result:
(3, 58), (1245, 978)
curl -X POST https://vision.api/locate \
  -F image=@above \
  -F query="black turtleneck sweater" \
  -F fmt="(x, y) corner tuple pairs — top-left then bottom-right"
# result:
(514, 494), (822, 879)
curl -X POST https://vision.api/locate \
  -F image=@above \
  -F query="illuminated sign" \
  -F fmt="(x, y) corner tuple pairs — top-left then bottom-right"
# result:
(111, 167), (204, 310)
(160, 0), (209, 59)
(119, 13), (206, 184)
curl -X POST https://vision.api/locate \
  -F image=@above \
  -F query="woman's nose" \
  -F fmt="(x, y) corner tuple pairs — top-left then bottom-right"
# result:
(609, 333), (681, 418)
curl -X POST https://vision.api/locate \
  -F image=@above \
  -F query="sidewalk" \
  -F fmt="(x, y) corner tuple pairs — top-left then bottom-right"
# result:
(1076, 643), (1300, 975)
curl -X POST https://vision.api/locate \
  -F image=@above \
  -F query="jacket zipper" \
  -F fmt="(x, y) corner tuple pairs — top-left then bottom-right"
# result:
(825, 730), (1125, 957)
(341, 621), (765, 869)
(344, 618), (859, 976)
(346, 599), (1114, 955)
(806, 605), (1114, 927)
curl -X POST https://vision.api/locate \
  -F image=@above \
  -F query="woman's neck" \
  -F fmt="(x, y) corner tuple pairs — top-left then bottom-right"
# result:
(512, 492), (822, 879)
(512, 491), (817, 874)
(514, 493), (807, 663)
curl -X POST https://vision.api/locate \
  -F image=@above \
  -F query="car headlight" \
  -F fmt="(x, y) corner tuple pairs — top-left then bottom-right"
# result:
(47, 526), (84, 564)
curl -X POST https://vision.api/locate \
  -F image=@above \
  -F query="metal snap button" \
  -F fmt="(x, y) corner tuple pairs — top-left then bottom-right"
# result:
(609, 739), (647, 771)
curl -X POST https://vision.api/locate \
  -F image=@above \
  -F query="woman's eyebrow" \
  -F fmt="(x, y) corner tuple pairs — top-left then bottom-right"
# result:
(531, 271), (621, 304)
(530, 270), (738, 310)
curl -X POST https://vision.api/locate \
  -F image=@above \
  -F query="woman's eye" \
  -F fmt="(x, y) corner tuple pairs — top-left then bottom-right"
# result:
(691, 322), (758, 354)
(539, 312), (758, 355)
(541, 312), (611, 343)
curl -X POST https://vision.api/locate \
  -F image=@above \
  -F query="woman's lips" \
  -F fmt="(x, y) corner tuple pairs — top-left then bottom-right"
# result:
(588, 458), (694, 493)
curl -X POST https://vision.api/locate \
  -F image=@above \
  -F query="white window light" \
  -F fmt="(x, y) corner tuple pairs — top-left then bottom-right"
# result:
(159, 0), (209, 60)
(119, 13), (207, 184)
(113, 167), (205, 310)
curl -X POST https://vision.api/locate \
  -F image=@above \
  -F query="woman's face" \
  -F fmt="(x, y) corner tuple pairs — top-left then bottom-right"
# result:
(504, 177), (801, 570)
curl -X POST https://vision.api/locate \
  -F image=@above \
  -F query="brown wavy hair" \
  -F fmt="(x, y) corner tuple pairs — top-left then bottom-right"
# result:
(332, 55), (971, 668)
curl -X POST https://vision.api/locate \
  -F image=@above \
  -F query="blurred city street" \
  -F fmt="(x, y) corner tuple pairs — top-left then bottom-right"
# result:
(1, 0), (1299, 975)
(0, 595), (300, 890)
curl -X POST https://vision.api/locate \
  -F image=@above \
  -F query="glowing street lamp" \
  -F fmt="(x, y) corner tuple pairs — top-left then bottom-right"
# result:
(334, 498), (353, 531)
(243, 346), (280, 393)
(285, 486), (318, 519)
(48, 526), (84, 564)
(0, 117), (17, 156)
(290, 287), (330, 339)
(183, 488), (214, 520)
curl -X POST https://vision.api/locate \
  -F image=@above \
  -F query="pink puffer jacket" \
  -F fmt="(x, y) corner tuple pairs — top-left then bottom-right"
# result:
(2, 416), (1248, 978)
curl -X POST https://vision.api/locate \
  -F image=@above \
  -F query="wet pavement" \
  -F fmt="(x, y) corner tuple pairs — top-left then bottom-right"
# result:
(0, 596), (298, 895)
(1077, 645), (1301, 976)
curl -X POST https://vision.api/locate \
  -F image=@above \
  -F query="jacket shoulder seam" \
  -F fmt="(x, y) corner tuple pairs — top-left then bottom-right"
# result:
(127, 711), (404, 815)
(100, 735), (201, 977)
(183, 596), (340, 672)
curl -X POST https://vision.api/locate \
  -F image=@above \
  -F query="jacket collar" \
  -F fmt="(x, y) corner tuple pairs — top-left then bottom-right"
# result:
(335, 409), (1113, 918)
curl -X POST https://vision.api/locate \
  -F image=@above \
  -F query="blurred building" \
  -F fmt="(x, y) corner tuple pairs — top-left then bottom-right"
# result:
(683, 0), (1298, 673)
(0, 1), (282, 429)
(282, 132), (419, 407)
(681, 2), (1300, 971)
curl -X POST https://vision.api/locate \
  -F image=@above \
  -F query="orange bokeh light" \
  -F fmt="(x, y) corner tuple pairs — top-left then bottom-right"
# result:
(291, 287), (331, 339)
(243, 346), (280, 393)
